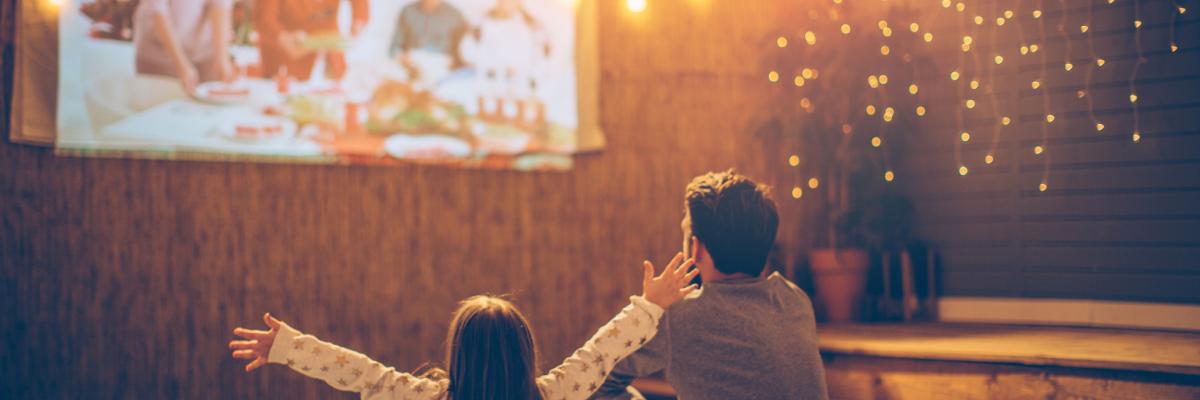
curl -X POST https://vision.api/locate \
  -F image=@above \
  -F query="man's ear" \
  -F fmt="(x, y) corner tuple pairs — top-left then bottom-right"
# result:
(690, 236), (704, 262)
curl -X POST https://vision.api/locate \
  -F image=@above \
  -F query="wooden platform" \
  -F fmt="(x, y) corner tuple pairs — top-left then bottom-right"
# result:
(818, 323), (1200, 376)
(631, 323), (1200, 399)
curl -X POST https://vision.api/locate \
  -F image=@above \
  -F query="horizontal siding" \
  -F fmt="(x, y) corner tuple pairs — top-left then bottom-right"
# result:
(897, 0), (1200, 304)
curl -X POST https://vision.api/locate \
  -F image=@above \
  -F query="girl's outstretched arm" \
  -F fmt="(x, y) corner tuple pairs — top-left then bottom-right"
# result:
(230, 314), (445, 400)
(538, 254), (698, 400)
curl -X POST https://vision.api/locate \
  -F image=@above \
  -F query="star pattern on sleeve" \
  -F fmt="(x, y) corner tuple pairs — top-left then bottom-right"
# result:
(351, 368), (363, 377)
(286, 358), (296, 367)
(334, 355), (350, 368)
(311, 346), (322, 356)
(293, 340), (305, 350)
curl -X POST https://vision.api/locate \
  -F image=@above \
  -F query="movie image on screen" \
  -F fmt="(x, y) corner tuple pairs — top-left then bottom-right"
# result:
(55, 0), (589, 169)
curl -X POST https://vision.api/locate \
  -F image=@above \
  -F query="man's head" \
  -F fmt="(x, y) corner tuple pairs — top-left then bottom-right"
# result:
(682, 170), (779, 282)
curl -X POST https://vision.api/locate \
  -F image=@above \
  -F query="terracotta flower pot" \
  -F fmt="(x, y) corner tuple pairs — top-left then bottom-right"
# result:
(809, 248), (870, 322)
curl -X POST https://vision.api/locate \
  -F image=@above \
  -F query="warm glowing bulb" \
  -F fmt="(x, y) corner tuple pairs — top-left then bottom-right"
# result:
(788, 155), (800, 166)
(878, 75), (889, 85)
(910, 23), (920, 32)
(881, 45), (891, 55)
(1039, 182), (1048, 192)
(1132, 131), (1142, 142)
(996, 17), (1006, 26)
(792, 186), (803, 199)
(800, 98), (813, 110)
(994, 55), (1005, 64)
(1030, 44), (1040, 52)
(962, 43), (972, 52)
(884, 170), (895, 182)
(1031, 80), (1041, 89)
(1034, 145), (1044, 155)
(878, 20), (889, 29)
(959, 166), (969, 175)
(808, 178), (820, 189)
(882, 27), (893, 37)
(1171, 43), (1179, 53)
(942, 0), (952, 7)
(950, 71), (960, 80)
(866, 105), (877, 115)
(1180, 6), (1187, 14)
(985, 154), (995, 164)
(777, 36), (788, 47)
(841, 24), (852, 34)
(871, 136), (882, 147)
(794, 76), (806, 87)
(1065, 62), (1074, 71)
(1096, 122), (1105, 131)
(1096, 58), (1106, 67)
(1077, 90), (1087, 98)
(970, 80), (980, 90)
(1005, 10), (1014, 18)
(961, 131), (971, 142)
(974, 15), (984, 24)
(805, 31), (817, 45)
(1046, 114), (1056, 123)
(883, 107), (895, 121)
(916, 106), (927, 116)
(924, 32), (934, 42)
(1001, 116), (1011, 125)
(1020, 45), (1030, 55)
(1080, 25), (1089, 33)
(1130, 92), (1138, 103)
(868, 75), (880, 88)
(965, 99), (976, 109)
(909, 84), (919, 94)
(963, 36), (973, 45)
(1032, 9), (1042, 18)
(956, 2), (966, 12)
(626, 0), (647, 13)
(842, 124), (853, 135)
(768, 71), (779, 82)
(801, 68), (814, 79)
(1134, 20), (1142, 28)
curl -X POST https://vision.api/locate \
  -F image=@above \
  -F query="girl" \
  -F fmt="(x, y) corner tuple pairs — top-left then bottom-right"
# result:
(229, 254), (698, 400)
(133, 0), (236, 92)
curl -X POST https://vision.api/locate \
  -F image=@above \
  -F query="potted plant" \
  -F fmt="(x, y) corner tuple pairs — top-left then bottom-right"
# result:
(758, 3), (923, 322)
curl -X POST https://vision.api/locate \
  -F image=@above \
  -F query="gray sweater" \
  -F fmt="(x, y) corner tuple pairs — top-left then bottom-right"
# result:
(591, 272), (829, 400)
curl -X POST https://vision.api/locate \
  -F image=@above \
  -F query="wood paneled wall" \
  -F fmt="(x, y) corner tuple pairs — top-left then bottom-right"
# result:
(896, 0), (1200, 303)
(0, 2), (799, 398)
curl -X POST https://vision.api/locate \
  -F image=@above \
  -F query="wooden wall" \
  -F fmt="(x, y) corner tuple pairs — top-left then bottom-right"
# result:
(0, 1), (799, 398)
(896, 0), (1200, 303)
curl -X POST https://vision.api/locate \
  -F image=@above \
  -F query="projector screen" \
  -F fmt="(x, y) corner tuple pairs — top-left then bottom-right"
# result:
(37, 0), (599, 170)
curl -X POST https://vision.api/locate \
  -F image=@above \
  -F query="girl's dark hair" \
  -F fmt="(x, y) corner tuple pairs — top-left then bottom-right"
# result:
(438, 295), (542, 400)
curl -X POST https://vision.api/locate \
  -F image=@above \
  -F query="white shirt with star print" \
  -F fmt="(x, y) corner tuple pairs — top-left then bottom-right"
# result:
(267, 296), (664, 400)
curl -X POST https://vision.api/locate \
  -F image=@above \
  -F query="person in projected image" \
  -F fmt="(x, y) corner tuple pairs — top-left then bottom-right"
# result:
(389, 0), (469, 69)
(228, 256), (699, 399)
(591, 170), (830, 400)
(255, 0), (369, 81)
(133, 0), (236, 93)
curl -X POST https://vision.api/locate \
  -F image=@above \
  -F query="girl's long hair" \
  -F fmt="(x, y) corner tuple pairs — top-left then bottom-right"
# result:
(435, 295), (542, 400)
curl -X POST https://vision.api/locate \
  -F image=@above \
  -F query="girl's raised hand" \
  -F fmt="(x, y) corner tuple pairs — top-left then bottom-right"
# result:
(229, 313), (283, 372)
(641, 252), (700, 308)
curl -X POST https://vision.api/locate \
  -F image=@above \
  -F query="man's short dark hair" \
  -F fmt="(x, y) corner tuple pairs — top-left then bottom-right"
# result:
(685, 170), (779, 277)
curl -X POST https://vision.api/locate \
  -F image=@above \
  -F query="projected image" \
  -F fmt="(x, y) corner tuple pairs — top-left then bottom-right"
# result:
(56, 0), (583, 170)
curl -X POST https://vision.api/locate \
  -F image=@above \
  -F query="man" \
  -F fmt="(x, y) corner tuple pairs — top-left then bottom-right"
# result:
(593, 170), (829, 400)
(255, 0), (368, 80)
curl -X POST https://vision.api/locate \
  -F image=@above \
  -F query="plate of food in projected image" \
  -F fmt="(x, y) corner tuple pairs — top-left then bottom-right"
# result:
(193, 81), (258, 105)
(383, 134), (472, 161)
(214, 115), (297, 145)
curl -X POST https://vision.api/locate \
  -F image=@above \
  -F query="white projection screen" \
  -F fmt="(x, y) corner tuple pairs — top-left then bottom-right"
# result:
(11, 0), (603, 170)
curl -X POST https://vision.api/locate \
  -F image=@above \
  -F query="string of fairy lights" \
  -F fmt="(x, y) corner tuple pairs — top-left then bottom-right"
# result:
(749, 0), (1192, 198)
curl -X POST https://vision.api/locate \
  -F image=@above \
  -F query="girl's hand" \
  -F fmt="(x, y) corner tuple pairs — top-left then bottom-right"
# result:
(229, 313), (283, 372)
(177, 62), (199, 93)
(641, 252), (700, 308)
